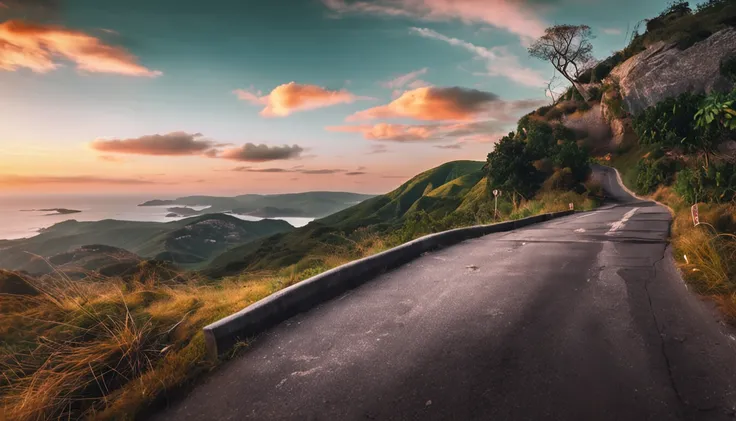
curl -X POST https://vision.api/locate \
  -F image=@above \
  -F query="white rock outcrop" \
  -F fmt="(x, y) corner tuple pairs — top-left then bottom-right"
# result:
(610, 28), (736, 115)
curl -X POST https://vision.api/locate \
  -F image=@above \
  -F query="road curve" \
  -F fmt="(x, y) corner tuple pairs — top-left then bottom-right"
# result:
(152, 166), (736, 421)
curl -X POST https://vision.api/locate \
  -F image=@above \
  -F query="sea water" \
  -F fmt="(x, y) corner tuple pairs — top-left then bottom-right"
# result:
(0, 194), (313, 240)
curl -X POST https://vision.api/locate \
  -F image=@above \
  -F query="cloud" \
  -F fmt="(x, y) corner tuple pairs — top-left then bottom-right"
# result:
(434, 143), (464, 149)
(410, 27), (545, 87)
(0, 20), (161, 76)
(327, 123), (439, 142)
(234, 82), (364, 117)
(220, 143), (304, 162)
(346, 86), (499, 122)
(0, 174), (156, 186)
(368, 144), (390, 154)
(601, 27), (622, 35)
(380, 67), (428, 89)
(328, 120), (511, 144)
(343, 86), (542, 124)
(232, 166), (347, 175)
(91, 132), (215, 156)
(97, 155), (127, 163)
(345, 171), (366, 176)
(380, 68), (432, 98)
(322, 0), (548, 43)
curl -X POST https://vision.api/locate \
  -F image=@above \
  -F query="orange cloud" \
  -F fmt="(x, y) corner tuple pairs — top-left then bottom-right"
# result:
(328, 123), (439, 142)
(346, 86), (499, 122)
(327, 120), (509, 143)
(0, 20), (161, 76)
(323, 0), (547, 43)
(234, 82), (362, 117)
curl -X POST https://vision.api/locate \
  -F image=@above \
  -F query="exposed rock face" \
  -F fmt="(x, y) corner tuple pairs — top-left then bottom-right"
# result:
(610, 28), (736, 115)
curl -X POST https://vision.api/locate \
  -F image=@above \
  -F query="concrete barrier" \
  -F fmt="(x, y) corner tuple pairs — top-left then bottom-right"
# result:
(204, 210), (575, 358)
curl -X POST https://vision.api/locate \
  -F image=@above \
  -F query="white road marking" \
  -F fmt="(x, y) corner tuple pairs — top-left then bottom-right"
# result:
(575, 228), (586, 233)
(576, 212), (599, 220)
(607, 208), (640, 235)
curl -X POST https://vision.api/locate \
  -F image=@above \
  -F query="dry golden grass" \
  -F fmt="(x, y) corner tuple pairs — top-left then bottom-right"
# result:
(0, 192), (601, 420)
(652, 186), (736, 321)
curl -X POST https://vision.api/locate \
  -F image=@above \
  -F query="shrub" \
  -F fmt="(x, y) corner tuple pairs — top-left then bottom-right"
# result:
(636, 155), (679, 193)
(721, 55), (736, 83)
(536, 105), (554, 117)
(674, 163), (736, 203)
(632, 92), (704, 148)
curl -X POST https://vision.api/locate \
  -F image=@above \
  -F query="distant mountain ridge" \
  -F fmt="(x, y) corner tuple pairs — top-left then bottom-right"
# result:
(0, 214), (293, 274)
(139, 191), (375, 218)
(207, 161), (489, 275)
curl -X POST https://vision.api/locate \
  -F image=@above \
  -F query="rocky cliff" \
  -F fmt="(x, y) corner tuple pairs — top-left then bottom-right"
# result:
(610, 28), (736, 115)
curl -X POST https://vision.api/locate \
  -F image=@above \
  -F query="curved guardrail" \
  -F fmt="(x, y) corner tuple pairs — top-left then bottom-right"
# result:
(204, 210), (575, 358)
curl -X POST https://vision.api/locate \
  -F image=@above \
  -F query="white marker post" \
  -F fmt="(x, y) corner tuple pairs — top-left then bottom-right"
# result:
(493, 189), (501, 220)
(569, 203), (574, 211)
(691, 204), (700, 226)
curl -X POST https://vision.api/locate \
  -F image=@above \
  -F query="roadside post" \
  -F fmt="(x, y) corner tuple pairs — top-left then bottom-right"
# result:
(493, 189), (501, 220)
(569, 203), (574, 211)
(691, 204), (700, 226)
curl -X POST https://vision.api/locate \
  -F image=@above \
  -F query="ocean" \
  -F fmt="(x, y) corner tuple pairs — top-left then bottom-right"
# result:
(0, 195), (314, 241)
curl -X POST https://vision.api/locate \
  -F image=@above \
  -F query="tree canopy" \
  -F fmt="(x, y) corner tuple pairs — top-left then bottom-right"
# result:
(529, 25), (595, 101)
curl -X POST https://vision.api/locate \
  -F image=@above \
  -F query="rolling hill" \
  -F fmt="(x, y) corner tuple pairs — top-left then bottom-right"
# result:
(0, 214), (294, 274)
(207, 161), (490, 275)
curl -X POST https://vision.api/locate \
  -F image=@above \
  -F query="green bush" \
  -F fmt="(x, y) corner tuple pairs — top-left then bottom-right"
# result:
(537, 105), (554, 116)
(636, 155), (679, 194)
(674, 163), (736, 203)
(632, 92), (704, 148)
(720, 55), (736, 82)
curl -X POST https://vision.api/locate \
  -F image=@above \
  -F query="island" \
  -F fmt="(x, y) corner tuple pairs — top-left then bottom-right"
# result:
(21, 208), (82, 215)
(138, 199), (176, 206)
(166, 207), (200, 217)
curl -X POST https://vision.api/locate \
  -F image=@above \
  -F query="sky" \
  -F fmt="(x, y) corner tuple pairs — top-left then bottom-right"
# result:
(0, 0), (679, 196)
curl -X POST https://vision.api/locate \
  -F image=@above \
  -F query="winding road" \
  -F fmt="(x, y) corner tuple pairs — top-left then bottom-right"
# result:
(153, 166), (736, 420)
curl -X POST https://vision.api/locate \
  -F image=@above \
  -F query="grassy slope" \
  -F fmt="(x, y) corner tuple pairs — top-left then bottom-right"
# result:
(209, 161), (486, 274)
(0, 163), (602, 420)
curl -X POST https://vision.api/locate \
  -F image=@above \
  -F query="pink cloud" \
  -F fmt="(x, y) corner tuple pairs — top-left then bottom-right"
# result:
(346, 86), (500, 122)
(234, 82), (364, 117)
(380, 67), (428, 89)
(323, 0), (547, 43)
(327, 120), (509, 143)
(410, 27), (546, 87)
(328, 123), (439, 142)
(0, 20), (161, 76)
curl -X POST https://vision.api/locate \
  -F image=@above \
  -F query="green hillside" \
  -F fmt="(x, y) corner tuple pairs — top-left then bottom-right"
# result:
(208, 161), (489, 275)
(0, 214), (293, 273)
(320, 161), (485, 228)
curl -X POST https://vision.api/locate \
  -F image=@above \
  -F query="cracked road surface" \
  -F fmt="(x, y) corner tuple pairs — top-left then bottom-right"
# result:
(152, 166), (736, 420)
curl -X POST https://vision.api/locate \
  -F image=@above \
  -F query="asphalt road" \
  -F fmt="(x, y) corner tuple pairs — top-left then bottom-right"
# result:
(153, 166), (736, 421)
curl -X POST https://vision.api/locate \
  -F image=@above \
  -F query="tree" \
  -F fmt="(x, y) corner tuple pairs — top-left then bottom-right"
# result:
(545, 72), (565, 104)
(529, 25), (595, 101)
(486, 134), (544, 205)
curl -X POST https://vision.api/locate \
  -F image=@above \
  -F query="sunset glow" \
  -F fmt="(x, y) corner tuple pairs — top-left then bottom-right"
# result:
(0, 0), (674, 196)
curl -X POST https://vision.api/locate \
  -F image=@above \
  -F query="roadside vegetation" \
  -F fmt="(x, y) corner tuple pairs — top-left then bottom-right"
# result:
(601, 0), (736, 322)
(1, 158), (600, 419)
